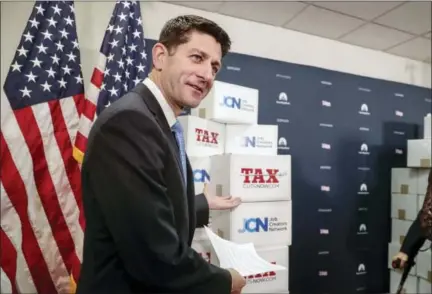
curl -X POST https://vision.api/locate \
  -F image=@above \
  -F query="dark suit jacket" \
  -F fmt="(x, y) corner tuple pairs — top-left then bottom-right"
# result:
(76, 83), (232, 294)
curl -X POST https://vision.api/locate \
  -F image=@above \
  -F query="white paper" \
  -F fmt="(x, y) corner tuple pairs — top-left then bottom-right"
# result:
(204, 226), (286, 276)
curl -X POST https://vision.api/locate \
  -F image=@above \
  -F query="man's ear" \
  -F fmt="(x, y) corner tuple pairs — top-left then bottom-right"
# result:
(152, 43), (167, 71)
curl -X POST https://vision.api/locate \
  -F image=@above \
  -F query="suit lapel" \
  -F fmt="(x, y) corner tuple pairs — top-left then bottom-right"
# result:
(131, 84), (185, 189)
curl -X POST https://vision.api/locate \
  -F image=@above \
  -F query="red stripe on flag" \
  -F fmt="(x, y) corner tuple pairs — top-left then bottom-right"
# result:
(91, 68), (104, 89)
(0, 229), (19, 294)
(48, 100), (85, 231)
(13, 107), (80, 276)
(73, 94), (85, 117)
(82, 99), (97, 122)
(0, 133), (56, 294)
(74, 131), (88, 154)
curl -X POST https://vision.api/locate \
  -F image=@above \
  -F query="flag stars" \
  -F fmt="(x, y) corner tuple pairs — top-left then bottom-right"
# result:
(141, 51), (147, 59)
(128, 44), (137, 52)
(31, 57), (43, 68)
(125, 56), (133, 66)
(107, 53), (114, 62)
(117, 12), (127, 22)
(122, 2), (131, 8)
(114, 25), (122, 35)
(55, 41), (64, 51)
(67, 52), (77, 62)
(20, 86), (32, 98)
(75, 75), (83, 84)
(113, 72), (122, 82)
(51, 4), (62, 15)
(64, 15), (74, 26)
(11, 61), (22, 72)
(36, 43), (48, 54)
(62, 65), (72, 75)
(132, 29), (141, 39)
(28, 17), (40, 28)
(46, 17), (57, 28)
(17, 46), (28, 57)
(108, 86), (118, 97)
(107, 24), (114, 33)
(109, 39), (119, 48)
(136, 63), (145, 72)
(35, 4), (45, 15)
(41, 81), (52, 92)
(59, 28), (69, 39)
(46, 67), (56, 78)
(58, 78), (67, 88)
(42, 29), (53, 40)
(51, 54), (60, 65)
(23, 32), (34, 43)
(25, 71), (37, 83)
(71, 39), (79, 49)
(117, 59), (125, 69)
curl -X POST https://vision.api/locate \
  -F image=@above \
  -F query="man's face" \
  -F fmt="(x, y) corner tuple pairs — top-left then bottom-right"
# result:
(157, 31), (222, 109)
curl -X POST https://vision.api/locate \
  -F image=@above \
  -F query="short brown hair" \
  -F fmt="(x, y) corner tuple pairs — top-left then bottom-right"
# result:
(158, 15), (231, 57)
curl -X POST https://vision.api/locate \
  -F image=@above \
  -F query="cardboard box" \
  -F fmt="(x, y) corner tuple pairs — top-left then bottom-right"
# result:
(209, 154), (291, 202)
(424, 113), (431, 139)
(416, 250), (432, 282)
(389, 270), (417, 294)
(407, 139), (431, 167)
(178, 115), (225, 156)
(191, 81), (259, 124)
(391, 193), (419, 221)
(391, 219), (413, 245)
(417, 169), (430, 195)
(211, 201), (292, 248)
(391, 168), (419, 194)
(189, 156), (211, 195)
(418, 277), (432, 293)
(225, 124), (278, 156)
(211, 246), (289, 293)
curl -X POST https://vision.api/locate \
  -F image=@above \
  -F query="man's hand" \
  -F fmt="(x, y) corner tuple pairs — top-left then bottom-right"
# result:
(392, 252), (408, 269)
(203, 183), (241, 210)
(227, 268), (246, 293)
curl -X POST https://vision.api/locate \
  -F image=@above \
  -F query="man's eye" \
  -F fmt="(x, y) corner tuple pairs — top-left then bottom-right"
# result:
(191, 54), (202, 62)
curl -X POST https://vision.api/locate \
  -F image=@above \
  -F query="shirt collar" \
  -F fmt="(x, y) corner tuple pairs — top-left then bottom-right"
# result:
(143, 77), (177, 128)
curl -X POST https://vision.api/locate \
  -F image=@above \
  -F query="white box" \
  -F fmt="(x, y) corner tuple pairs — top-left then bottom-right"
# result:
(418, 277), (432, 293)
(211, 246), (289, 293)
(192, 81), (259, 124)
(189, 156), (211, 195)
(407, 139), (431, 167)
(391, 219), (413, 245)
(209, 154), (291, 202)
(178, 115), (225, 156)
(389, 270), (417, 293)
(424, 113), (431, 139)
(391, 168), (419, 194)
(387, 242), (417, 275)
(211, 201), (292, 247)
(191, 239), (212, 263)
(225, 124), (278, 156)
(391, 193), (419, 221)
(417, 250), (432, 282)
(417, 169), (430, 195)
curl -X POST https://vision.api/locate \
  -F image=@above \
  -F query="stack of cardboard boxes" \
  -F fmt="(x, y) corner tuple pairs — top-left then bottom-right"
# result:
(389, 113), (431, 293)
(180, 81), (291, 293)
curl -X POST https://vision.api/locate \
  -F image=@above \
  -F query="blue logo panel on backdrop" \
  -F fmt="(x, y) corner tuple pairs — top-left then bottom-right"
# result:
(144, 38), (431, 293)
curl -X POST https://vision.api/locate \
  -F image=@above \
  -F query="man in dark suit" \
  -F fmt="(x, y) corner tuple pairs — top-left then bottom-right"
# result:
(76, 15), (246, 294)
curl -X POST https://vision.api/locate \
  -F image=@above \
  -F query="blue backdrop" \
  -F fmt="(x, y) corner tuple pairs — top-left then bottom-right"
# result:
(145, 39), (431, 293)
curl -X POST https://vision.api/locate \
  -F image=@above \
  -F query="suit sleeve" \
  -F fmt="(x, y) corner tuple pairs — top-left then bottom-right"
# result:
(86, 110), (232, 293)
(195, 193), (210, 227)
(400, 212), (426, 258)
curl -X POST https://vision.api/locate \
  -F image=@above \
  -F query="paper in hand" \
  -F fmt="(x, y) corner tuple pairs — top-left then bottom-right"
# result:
(204, 226), (286, 276)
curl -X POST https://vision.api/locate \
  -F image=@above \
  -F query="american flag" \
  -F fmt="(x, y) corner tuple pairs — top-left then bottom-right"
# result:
(1, 1), (85, 293)
(73, 1), (148, 163)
